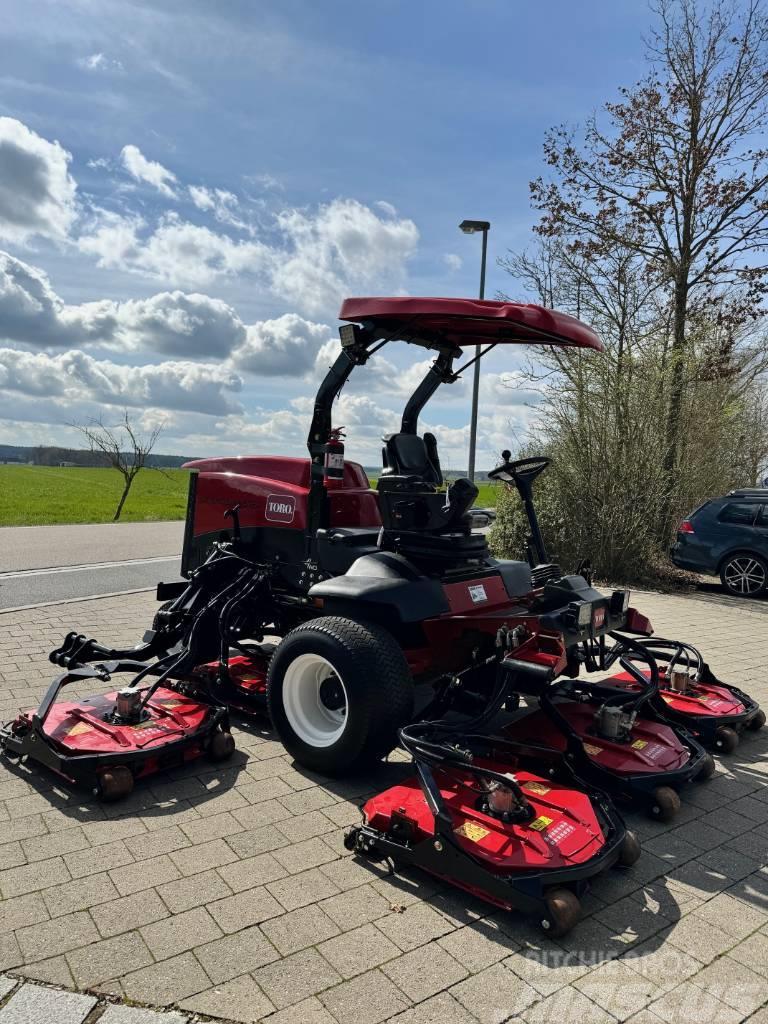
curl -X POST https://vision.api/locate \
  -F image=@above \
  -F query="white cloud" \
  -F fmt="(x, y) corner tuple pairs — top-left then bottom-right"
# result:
(444, 253), (462, 272)
(79, 212), (267, 287)
(77, 53), (123, 72)
(232, 313), (332, 375)
(0, 347), (243, 415)
(120, 144), (177, 197)
(188, 185), (250, 232)
(0, 118), (77, 244)
(0, 250), (247, 358)
(271, 198), (419, 316)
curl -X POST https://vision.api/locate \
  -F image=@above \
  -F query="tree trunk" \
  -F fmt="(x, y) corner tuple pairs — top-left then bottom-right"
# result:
(113, 474), (134, 521)
(661, 277), (689, 539)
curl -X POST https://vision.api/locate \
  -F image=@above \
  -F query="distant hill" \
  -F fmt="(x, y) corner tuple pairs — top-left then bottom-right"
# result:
(0, 443), (196, 468)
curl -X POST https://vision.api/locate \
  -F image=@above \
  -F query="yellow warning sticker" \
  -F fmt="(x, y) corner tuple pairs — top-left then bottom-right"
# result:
(67, 722), (93, 737)
(454, 821), (490, 842)
(583, 743), (603, 756)
(631, 739), (648, 750)
(529, 815), (554, 831)
(522, 781), (551, 796)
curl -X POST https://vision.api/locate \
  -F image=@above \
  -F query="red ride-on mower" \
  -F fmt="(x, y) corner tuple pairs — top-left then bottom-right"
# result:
(19, 297), (711, 859)
(489, 456), (715, 821)
(582, 636), (765, 755)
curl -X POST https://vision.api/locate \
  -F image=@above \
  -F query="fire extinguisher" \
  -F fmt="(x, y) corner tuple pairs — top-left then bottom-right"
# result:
(324, 427), (346, 489)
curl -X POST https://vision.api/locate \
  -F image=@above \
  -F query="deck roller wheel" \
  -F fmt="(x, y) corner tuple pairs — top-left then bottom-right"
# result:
(649, 786), (680, 821)
(540, 888), (581, 937)
(748, 710), (766, 731)
(696, 753), (716, 781)
(617, 830), (641, 867)
(208, 729), (236, 762)
(96, 766), (134, 802)
(714, 726), (739, 754)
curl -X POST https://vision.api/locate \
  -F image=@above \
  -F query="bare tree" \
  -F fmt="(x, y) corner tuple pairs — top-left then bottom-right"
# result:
(530, 0), (768, 535)
(72, 412), (164, 521)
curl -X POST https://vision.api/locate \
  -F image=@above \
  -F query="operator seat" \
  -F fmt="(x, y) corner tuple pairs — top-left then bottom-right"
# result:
(377, 473), (488, 566)
(381, 432), (442, 486)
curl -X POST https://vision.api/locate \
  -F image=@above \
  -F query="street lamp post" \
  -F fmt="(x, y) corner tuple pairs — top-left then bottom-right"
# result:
(459, 219), (490, 482)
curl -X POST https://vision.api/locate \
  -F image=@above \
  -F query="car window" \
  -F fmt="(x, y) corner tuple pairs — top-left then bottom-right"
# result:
(718, 502), (758, 526)
(689, 500), (711, 521)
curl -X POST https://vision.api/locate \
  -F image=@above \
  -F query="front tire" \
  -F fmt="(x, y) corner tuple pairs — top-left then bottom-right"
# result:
(267, 617), (413, 776)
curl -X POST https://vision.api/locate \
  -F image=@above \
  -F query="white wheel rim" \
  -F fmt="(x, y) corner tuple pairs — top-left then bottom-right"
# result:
(724, 557), (766, 595)
(282, 653), (348, 747)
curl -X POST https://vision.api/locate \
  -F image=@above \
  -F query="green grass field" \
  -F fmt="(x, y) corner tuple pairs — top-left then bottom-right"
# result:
(0, 466), (191, 526)
(0, 465), (500, 527)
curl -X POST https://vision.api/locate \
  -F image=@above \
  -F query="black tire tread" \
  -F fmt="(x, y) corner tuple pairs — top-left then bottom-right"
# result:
(267, 615), (413, 774)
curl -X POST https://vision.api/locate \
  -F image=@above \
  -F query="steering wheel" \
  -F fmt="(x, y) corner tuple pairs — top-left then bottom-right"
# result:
(487, 452), (550, 484)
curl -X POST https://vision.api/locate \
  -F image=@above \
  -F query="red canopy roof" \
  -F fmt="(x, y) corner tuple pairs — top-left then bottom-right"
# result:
(339, 297), (603, 351)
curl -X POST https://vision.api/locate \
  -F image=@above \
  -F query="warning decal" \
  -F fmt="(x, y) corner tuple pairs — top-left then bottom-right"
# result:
(583, 742), (603, 756)
(454, 821), (490, 842)
(631, 739), (648, 750)
(522, 781), (551, 796)
(529, 815), (554, 831)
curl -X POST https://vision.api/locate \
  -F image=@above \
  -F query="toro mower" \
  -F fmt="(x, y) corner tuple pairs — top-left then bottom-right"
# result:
(6, 294), (742, 928)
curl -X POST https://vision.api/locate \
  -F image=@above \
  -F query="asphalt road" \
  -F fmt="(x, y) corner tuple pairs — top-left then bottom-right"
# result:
(0, 521), (185, 611)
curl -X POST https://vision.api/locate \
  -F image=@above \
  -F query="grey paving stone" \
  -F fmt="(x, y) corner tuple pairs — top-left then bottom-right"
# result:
(169, 838), (238, 876)
(0, 977), (17, 1001)
(15, 910), (99, 962)
(0, 857), (70, 899)
(318, 921), (401, 979)
(272, 836), (337, 875)
(179, 973), (274, 1022)
(375, 902), (455, 952)
(261, 903), (341, 956)
(649, 979), (744, 1024)
(11, 954), (73, 987)
(217, 851), (287, 893)
(689, 955), (767, 1016)
(156, 867), (232, 913)
(98, 1006), (188, 1024)
(140, 905), (222, 959)
(194, 923), (280, 984)
(382, 941), (469, 1002)
(208, 886), (284, 932)
(267, 865), (340, 912)
(254, 947), (342, 1009)
(120, 951), (212, 1005)
(387, 991), (480, 1024)
(260, 996), (337, 1024)
(319, 968), (410, 1024)
(90, 889), (170, 939)
(451, 963), (538, 1024)
(41, 872), (119, 918)
(109, 854), (181, 897)
(0, 983), (96, 1024)
(318, 882), (392, 930)
(66, 931), (155, 988)
(524, 984), (615, 1024)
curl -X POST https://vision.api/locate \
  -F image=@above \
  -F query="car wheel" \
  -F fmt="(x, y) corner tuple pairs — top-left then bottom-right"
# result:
(267, 616), (413, 776)
(720, 554), (768, 598)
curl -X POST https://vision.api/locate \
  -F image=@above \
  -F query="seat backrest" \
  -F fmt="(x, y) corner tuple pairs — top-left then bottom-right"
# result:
(381, 432), (443, 485)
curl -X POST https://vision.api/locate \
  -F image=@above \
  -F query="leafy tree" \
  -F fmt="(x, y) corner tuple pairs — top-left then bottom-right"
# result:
(530, 0), (768, 536)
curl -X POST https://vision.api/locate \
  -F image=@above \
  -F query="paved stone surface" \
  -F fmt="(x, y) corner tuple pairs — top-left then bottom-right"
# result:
(0, 587), (766, 1023)
(0, 982), (95, 1023)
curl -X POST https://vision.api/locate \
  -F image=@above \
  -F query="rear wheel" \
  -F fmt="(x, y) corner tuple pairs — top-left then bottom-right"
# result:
(720, 554), (768, 598)
(267, 617), (413, 776)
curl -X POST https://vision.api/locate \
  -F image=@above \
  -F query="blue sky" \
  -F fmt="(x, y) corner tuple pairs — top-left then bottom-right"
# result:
(0, 0), (650, 467)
